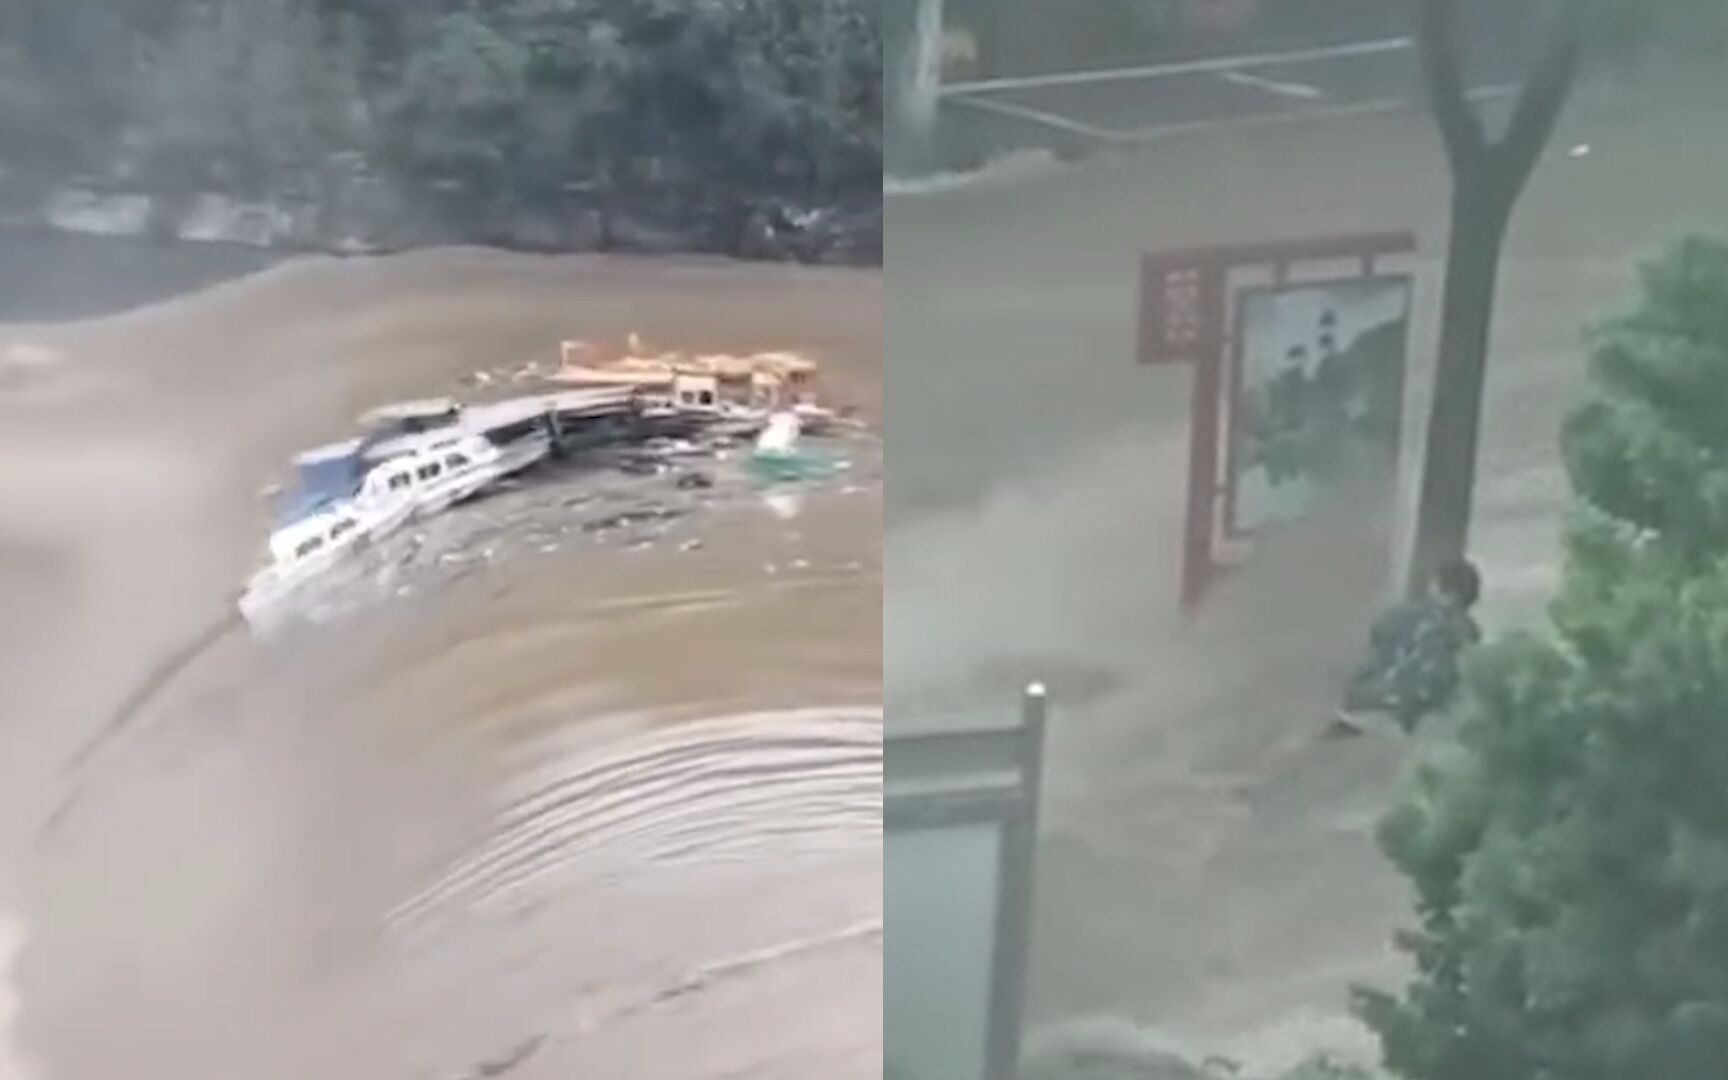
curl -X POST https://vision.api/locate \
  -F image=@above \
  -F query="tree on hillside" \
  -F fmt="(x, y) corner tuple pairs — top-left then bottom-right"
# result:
(0, 2), (137, 170)
(1403, 0), (1727, 596)
(137, 0), (362, 193)
(387, 9), (532, 191)
(0, 0), (880, 204)
(1357, 238), (1728, 1080)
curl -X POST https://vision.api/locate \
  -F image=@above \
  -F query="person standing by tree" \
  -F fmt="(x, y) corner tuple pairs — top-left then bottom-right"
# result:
(1336, 557), (1482, 735)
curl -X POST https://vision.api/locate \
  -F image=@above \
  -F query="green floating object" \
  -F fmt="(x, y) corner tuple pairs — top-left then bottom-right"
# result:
(748, 450), (836, 484)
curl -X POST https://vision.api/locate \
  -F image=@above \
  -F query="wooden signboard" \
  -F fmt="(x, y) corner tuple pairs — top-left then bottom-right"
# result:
(1136, 233), (1417, 614)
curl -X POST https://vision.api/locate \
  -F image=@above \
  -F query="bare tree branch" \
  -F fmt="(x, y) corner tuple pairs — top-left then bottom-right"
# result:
(1493, 2), (1583, 187)
(1414, 0), (1488, 167)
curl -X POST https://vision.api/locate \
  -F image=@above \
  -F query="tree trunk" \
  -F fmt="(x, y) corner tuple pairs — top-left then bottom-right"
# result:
(884, 0), (945, 175)
(1405, 174), (1515, 593)
(1402, 0), (1580, 596)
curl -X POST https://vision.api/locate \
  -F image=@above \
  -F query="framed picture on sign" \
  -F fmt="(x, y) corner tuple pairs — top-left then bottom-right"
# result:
(1225, 275), (1413, 536)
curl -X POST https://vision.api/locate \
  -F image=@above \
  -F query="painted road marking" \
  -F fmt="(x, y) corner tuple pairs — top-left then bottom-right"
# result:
(940, 35), (1412, 98)
(942, 94), (1117, 142)
(1219, 69), (1328, 100)
(937, 83), (1518, 147)
(1103, 84), (1520, 144)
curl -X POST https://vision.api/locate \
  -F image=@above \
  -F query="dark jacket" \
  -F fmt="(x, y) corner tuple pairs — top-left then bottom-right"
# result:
(1345, 595), (1481, 728)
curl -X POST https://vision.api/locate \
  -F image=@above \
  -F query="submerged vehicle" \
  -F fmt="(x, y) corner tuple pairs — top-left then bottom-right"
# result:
(235, 349), (847, 629)
(238, 430), (538, 629)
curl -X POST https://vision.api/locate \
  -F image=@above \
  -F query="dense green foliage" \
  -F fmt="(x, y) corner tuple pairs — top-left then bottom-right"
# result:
(0, 0), (879, 200)
(1356, 238), (1728, 1079)
(1562, 239), (1728, 580)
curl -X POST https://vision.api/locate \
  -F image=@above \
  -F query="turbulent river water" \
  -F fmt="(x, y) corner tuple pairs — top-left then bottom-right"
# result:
(382, 708), (883, 1076)
(0, 233), (882, 1078)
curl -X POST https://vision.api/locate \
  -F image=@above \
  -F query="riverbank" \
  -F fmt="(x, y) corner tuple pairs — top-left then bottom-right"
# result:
(0, 227), (280, 323)
(0, 181), (883, 280)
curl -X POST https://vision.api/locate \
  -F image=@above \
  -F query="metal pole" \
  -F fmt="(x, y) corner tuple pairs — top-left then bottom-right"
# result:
(1180, 264), (1226, 615)
(984, 682), (1048, 1080)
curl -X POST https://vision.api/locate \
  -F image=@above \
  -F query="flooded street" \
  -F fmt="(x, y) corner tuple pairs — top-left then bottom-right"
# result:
(887, 64), (1728, 1070)
(0, 247), (881, 1077)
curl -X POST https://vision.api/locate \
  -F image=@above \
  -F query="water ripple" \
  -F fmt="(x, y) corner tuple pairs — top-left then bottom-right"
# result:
(391, 707), (882, 931)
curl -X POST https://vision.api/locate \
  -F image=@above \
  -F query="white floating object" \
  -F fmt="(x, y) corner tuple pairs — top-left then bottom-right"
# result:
(754, 410), (803, 457)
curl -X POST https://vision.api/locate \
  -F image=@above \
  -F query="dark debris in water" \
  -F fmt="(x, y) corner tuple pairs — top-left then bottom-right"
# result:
(268, 430), (880, 633)
(465, 1035), (544, 1079)
(581, 505), (688, 534)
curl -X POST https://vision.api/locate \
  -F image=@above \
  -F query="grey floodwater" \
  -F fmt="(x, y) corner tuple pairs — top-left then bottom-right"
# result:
(886, 60), (1728, 1072)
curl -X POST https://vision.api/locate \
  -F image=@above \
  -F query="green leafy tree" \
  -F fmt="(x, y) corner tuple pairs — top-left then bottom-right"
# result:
(0, 2), (142, 171)
(137, 0), (359, 193)
(1562, 238), (1728, 582)
(1356, 238), (1728, 1080)
(0, 0), (880, 209)
(387, 9), (531, 190)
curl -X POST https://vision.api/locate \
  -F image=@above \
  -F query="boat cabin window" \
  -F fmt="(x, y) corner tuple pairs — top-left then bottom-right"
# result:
(387, 472), (412, 491)
(446, 452), (470, 469)
(294, 535), (324, 559)
(700, 389), (716, 406)
(329, 519), (357, 541)
(416, 461), (442, 481)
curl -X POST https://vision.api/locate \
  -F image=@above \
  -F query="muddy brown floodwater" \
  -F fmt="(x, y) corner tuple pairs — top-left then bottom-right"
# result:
(0, 249), (881, 1079)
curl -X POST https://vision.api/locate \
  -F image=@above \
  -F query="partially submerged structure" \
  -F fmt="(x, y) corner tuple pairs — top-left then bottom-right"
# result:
(242, 429), (531, 628)
(239, 337), (840, 633)
(550, 337), (821, 413)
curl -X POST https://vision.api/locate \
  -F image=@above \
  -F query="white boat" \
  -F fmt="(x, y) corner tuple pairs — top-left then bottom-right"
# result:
(354, 430), (529, 516)
(363, 400), (558, 484)
(239, 431), (533, 628)
(489, 427), (555, 478)
(238, 492), (414, 629)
